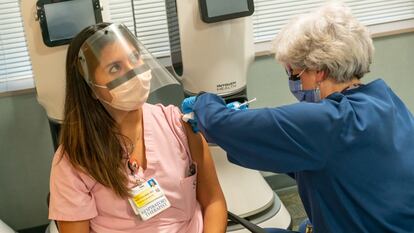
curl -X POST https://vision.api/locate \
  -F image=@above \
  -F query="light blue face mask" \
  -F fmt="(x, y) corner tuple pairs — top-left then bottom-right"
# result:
(288, 79), (321, 102)
(286, 68), (321, 103)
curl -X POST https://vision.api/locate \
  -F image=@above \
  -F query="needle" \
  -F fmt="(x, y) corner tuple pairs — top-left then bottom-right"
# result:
(238, 97), (257, 108)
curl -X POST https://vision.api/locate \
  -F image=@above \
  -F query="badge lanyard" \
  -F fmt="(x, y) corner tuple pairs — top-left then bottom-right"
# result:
(127, 156), (171, 221)
(128, 157), (145, 185)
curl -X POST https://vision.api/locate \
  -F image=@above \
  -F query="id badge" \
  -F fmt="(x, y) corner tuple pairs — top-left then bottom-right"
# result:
(129, 178), (171, 221)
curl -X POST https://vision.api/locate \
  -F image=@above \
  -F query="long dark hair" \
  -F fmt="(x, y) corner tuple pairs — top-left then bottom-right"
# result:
(60, 22), (131, 198)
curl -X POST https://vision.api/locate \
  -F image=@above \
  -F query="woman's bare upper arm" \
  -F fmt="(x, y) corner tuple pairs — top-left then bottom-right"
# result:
(57, 220), (90, 233)
(182, 121), (209, 165)
(182, 121), (225, 204)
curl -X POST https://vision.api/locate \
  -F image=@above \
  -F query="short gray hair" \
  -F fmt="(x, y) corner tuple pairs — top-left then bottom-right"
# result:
(273, 2), (374, 82)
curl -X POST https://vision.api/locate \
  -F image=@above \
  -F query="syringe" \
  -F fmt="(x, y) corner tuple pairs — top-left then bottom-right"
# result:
(237, 97), (257, 108)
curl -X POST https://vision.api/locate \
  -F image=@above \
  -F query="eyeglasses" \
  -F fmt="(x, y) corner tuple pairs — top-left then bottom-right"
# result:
(285, 67), (306, 81)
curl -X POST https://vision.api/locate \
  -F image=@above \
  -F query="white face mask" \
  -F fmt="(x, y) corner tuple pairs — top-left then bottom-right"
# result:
(95, 70), (152, 111)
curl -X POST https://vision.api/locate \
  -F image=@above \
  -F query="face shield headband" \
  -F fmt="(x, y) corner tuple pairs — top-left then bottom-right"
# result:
(77, 23), (180, 92)
(77, 23), (181, 112)
(77, 24), (143, 84)
(77, 24), (154, 111)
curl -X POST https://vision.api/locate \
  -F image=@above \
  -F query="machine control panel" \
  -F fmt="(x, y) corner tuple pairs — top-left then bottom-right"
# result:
(36, 0), (103, 47)
(199, 0), (254, 23)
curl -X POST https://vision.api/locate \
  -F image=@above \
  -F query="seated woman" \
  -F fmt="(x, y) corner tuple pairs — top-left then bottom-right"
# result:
(48, 23), (227, 233)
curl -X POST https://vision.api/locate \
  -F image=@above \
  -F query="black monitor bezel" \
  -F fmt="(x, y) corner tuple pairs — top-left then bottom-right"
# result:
(36, 0), (103, 47)
(198, 0), (254, 24)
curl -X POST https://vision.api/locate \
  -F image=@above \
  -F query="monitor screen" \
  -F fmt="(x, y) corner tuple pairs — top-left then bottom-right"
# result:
(44, 0), (96, 42)
(199, 0), (254, 23)
(37, 0), (102, 47)
(206, 0), (249, 18)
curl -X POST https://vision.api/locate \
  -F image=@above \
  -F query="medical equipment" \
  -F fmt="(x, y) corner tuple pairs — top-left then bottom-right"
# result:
(36, 0), (102, 47)
(227, 98), (257, 110)
(198, 0), (254, 23)
(77, 24), (157, 116)
(182, 98), (256, 126)
(238, 98), (257, 108)
(165, 0), (291, 231)
(166, 0), (251, 101)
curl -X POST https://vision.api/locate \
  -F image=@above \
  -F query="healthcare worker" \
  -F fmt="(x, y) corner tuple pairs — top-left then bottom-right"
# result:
(182, 3), (414, 233)
(49, 23), (227, 233)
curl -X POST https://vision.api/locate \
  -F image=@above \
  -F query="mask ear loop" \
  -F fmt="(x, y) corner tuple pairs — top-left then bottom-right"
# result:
(315, 69), (329, 100)
(91, 83), (108, 89)
(78, 52), (105, 101)
(315, 81), (322, 101)
(297, 68), (306, 91)
(297, 68), (306, 77)
(77, 52), (98, 101)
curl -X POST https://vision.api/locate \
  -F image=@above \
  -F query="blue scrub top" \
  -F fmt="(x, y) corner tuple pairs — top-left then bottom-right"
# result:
(193, 79), (414, 233)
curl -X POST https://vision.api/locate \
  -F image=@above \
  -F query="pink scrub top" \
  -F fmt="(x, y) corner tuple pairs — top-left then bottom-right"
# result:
(49, 104), (203, 233)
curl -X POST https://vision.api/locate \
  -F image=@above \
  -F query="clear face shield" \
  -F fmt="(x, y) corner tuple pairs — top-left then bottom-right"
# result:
(78, 24), (179, 117)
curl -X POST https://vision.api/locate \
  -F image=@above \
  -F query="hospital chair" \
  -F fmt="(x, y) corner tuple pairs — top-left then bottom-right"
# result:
(45, 211), (298, 233)
(228, 211), (299, 233)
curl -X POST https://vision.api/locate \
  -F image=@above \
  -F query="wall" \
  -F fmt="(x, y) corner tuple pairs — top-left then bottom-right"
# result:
(247, 33), (414, 111)
(0, 32), (413, 230)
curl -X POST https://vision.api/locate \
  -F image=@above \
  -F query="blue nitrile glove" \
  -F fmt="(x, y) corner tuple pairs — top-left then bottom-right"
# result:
(188, 118), (199, 133)
(226, 101), (249, 110)
(181, 96), (199, 133)
(181, 96), (197, 114)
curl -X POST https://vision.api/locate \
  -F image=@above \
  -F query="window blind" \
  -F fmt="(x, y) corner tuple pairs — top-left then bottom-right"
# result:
(1, 0), (414, 93)
(108, 0), (414, 58)
(108, 0), (170, 57)
(0, 0), (34, 93)
(253, 0), (414, 42)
